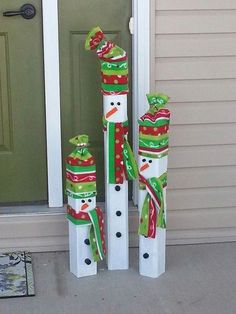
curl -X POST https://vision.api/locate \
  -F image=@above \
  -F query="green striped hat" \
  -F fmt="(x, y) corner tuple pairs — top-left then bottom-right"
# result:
(138, 93), (170, 159)
(65, 135), (97, 199)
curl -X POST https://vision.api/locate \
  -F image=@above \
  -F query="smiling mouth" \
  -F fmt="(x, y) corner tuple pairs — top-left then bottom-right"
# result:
(105, 107), (118, 119)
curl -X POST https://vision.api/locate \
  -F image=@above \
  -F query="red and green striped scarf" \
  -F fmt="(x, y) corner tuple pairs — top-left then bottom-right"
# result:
(104, 119), (138, 184)
(138, 173), (167, 238)
(67, 206), (106, 262)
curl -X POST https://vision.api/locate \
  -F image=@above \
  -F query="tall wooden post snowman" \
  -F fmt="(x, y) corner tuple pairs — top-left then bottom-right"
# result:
(85, 27), (138, 270)
(66, 134), (106, 278)
(138, 93), (170, 278)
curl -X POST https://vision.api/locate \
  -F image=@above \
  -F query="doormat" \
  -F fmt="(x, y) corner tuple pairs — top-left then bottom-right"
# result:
(0, 252), (35, 298)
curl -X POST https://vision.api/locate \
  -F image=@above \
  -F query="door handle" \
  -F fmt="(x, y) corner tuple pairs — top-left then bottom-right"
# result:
(3, 4), (36, 20)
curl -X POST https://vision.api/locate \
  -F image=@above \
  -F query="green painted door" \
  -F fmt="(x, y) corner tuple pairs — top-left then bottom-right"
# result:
(59, 0), (132, 200)
(0, 1), (47, 204)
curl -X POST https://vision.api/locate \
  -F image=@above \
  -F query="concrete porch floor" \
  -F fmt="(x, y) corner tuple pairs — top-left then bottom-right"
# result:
(1, 242), (236, 314)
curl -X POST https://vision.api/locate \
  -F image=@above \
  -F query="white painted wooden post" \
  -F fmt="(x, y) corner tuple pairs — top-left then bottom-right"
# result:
(104, 95), (129, 270)
(138, 162), (167, 278)
(66, 135), (106, 278)
(138, 94), (170, 278)
(68, 196), (97, 278)
(85, 28), (138, 270)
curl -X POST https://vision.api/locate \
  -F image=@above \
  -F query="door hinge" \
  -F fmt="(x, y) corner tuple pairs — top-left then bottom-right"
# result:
(129, 17), (134, 35)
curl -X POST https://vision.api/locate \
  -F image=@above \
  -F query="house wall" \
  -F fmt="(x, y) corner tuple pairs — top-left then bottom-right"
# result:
(150, 0), (236, 242)
(1, 1), (236, 253)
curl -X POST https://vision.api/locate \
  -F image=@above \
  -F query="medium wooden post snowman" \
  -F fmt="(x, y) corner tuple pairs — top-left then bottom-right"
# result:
(85, 27), (138, 270)
(138, 93), (170, 278)
(66, 134), (106, 278)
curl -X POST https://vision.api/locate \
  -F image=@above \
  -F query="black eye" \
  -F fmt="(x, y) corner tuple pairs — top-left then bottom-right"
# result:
(149, 160), (152, 163)
(88, 199), (92, 203)
(142, 159), (146, 162)
(117, 102), (121, 106)
(111, 102), (114, 106)
(81, 200), (85, 203)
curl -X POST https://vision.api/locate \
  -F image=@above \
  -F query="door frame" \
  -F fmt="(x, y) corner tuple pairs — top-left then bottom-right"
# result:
(42, 0), (150, 208)
(132, 0), (151, 204)
(0, 0), (151, 252)
(42, 0), (63, 207)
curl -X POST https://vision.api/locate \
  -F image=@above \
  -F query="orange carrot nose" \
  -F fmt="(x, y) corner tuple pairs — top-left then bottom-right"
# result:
(81, 203), (89, 211)
(105, 107), (118, 119)
(140, 163), (150, 172)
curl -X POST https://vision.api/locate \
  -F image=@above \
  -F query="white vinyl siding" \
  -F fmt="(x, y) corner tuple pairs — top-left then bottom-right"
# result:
(151, 0), (236, 241)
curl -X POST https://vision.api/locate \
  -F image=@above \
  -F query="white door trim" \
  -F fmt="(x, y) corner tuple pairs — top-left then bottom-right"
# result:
(41, 0), (149, 208)
(0, 0), (151, 251)
(132, 0), (150, 205)
(42, 0), (63, 207)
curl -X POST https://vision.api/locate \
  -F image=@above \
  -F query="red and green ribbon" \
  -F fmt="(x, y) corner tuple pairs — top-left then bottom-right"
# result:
(104, 120), (138, 184)
(85, 27), (129, 95)
(65, 135), (97, 199)
(67, 206), (106, 262)
(138, 173), (167, 238)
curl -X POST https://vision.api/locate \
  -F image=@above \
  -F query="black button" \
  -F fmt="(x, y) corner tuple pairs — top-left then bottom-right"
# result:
(115, 185), (121, 191)
(143, 253), (149, 259)
(85, 258), (91, 265)
(84, 239), (90, 245)
(116, 211), (122, 216)
(116, 232), (122, 238)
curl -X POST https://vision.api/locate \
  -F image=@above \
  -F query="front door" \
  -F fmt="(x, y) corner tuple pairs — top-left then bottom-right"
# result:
(59, 0), (132, 200)
(0, 1), (47, 204)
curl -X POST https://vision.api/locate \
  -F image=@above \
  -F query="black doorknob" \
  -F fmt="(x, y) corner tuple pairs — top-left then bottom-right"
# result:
(3, 4), (36, 20)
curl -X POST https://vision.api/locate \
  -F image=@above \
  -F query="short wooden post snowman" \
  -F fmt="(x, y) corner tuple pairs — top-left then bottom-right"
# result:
(66, 135), (106, 278)
(85, 27), (138, 270)
(138, 93), (170, 278)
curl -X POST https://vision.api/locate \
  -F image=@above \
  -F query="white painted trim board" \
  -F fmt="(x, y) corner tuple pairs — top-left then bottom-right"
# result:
(132, 0), (150, 205)
(42, 0), (63, 207)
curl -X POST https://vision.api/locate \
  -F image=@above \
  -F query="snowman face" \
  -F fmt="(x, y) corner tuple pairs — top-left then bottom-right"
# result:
(103, 95), (127, 122)
(78, 196), (96, 213)
(138, 155), (168, 179)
